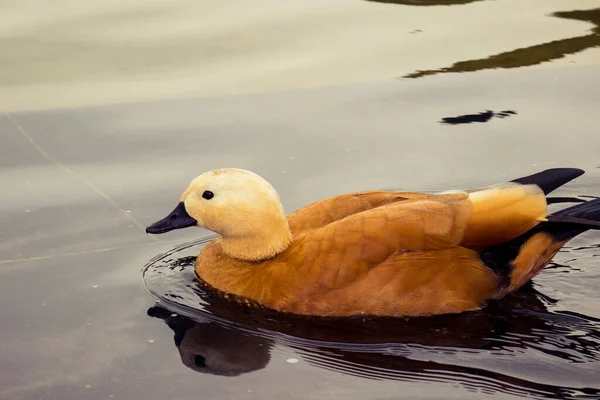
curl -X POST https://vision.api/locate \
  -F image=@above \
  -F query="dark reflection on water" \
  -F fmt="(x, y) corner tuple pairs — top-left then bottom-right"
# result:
(406, 8), (600, 78)
(367, 0), (485, 6)
(143, 238), (600, 400)
(440, 110), (517, 125)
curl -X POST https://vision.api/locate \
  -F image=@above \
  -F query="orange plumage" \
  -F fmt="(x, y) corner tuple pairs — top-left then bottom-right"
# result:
(146, 167), (599, 317)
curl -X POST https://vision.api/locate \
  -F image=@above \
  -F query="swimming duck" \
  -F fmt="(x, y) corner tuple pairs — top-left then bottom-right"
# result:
(146, 168), (600, 317)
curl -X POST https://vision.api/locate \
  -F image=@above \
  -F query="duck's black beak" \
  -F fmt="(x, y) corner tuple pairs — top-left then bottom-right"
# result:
(146, 202), (197, 234)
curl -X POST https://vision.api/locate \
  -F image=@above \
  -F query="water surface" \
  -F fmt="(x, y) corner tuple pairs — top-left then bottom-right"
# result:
(142, 235), (600, 399)
(1, 1), (600, 399)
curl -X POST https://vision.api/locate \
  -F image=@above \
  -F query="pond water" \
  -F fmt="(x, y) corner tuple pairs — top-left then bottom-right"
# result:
(1, 1), (600, 399)
(142, 235), (600, 398)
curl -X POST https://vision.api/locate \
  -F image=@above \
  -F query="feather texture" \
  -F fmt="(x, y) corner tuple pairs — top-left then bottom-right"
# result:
(145, 167), (596, 317)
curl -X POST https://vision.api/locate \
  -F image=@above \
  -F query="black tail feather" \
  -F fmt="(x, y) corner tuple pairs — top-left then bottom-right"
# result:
(546, 197), (587, 205)
(511, 168), (584, 195)
(550, 197), (600, 221)
(544, 198), (600, 241)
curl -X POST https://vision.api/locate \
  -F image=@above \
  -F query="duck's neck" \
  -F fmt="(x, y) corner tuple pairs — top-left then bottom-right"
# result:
(220, 221), (293, 261)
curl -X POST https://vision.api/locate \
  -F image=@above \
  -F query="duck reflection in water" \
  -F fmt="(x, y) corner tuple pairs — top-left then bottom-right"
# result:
(148, 306), (270, 376)
(146, 280), (600, 398)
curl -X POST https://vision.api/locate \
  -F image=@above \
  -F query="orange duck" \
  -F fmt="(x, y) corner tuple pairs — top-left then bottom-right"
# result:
(146, 168), (600, 317)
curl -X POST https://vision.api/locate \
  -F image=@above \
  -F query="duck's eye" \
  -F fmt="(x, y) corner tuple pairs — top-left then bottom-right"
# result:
(202, 190), (214, 200)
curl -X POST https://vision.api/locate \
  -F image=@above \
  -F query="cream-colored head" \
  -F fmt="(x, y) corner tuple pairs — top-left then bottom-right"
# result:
(180, 168), (292, 261)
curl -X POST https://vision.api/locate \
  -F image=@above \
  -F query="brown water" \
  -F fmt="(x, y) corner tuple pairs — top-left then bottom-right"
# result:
(1, 1), (600, 399)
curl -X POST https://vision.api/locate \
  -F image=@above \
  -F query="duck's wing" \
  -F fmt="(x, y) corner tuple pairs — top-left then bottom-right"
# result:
(460, 183), (547, 247)
(293, 246), (499, 317)
(460, 168), (585, 247)
(283, 184), (549, 289)
(302, 191), (472, 250)
(287, 191), (430, 236)
(282, 193), (473, 289)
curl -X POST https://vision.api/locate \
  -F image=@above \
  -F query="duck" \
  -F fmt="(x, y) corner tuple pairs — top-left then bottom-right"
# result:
(146, 167), (600, 317)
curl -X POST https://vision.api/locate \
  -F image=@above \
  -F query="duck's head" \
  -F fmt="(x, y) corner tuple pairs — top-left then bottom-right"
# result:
(146, 168), (292, 261)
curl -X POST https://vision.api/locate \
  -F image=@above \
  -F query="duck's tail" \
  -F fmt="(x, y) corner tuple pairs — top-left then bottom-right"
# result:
(483, 168), (600, 294)
(510, 167), (584, 195)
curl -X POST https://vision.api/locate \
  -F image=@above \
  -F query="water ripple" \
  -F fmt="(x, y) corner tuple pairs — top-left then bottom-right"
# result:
(143, 237), (600, 399)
